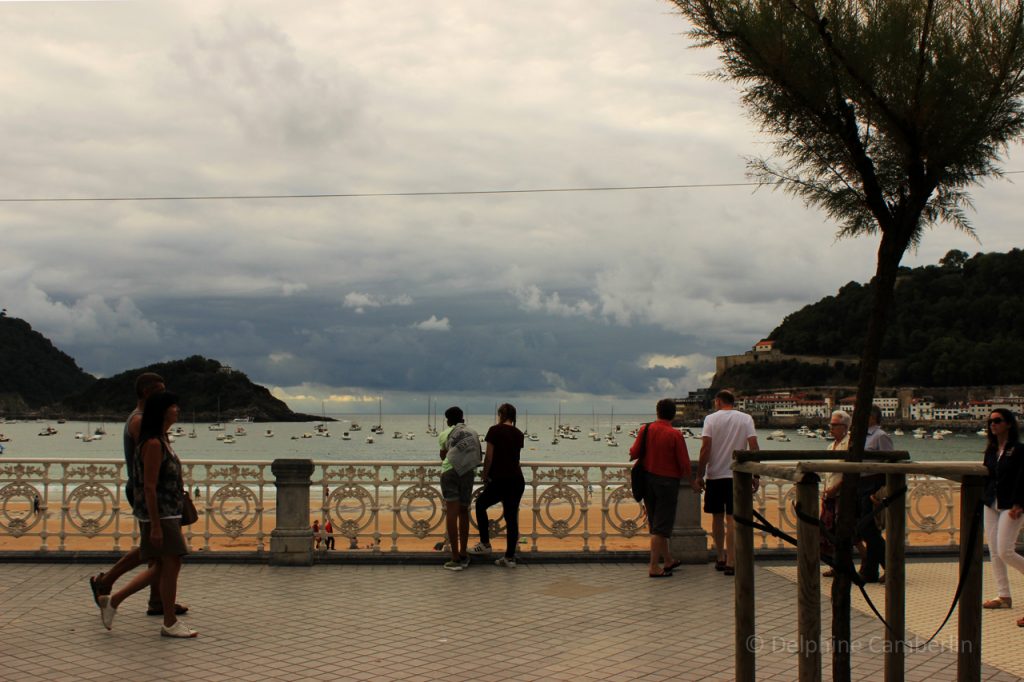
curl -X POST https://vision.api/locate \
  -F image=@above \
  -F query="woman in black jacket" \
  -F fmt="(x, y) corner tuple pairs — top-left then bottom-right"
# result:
(980, 408), (1024, 628)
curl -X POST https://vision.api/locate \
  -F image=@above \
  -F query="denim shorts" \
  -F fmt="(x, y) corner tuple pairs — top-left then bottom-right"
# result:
(440, 469), (475, 505)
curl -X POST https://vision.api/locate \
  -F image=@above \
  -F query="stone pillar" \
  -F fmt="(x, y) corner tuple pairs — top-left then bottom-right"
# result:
(669, 460), (707, 563)
(270, 459), (314, 566)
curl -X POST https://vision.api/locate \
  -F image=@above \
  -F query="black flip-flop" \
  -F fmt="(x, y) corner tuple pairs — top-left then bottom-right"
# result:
(89, 574), (110, 607)
(648, 571), (673, 578)
(665, 561), (683, 572)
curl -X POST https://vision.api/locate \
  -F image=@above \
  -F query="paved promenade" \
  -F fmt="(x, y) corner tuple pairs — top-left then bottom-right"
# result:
(0, 558), (1021, 681)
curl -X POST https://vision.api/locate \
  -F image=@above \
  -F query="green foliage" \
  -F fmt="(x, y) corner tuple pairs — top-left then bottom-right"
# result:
(0, 317), (95, 408)
(672, 0), (1024, 241)
(768, 249), (1024, 385)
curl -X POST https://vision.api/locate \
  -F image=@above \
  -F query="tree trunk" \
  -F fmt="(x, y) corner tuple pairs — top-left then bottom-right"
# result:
(830, 226), (913, 681)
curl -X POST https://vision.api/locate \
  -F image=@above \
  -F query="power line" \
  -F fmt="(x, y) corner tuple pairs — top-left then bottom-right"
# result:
(0, 172), (1020, 203)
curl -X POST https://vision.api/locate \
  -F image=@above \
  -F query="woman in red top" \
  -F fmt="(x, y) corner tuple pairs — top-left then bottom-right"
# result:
(629, 398), (694, 577)
(471, 403), (525, 567)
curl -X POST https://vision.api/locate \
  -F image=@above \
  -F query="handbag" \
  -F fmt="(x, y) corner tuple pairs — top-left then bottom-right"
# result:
(181, 491), (199, 526)
(630, 423), (651, 503)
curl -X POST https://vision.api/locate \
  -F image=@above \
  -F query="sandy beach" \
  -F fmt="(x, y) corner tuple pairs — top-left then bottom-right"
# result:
(0, 489), (960, 554)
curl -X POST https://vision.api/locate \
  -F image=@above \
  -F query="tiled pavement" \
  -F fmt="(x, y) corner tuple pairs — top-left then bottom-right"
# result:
(768, 558), (1024, 681)
(0, 558), (1021, 681)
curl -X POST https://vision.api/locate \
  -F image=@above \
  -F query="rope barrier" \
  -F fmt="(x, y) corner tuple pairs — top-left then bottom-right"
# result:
(735, 486), (985, 650)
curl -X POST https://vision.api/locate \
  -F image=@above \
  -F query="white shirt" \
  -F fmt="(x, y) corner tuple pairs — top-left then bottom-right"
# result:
(702, 408), (756, 480)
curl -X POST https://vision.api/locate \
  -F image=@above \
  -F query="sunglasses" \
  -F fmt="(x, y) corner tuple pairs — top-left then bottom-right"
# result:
(988, 418), (1005, 425)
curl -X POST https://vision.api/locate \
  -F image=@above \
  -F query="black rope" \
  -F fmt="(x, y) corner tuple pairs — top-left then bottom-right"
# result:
(737, 489), (985, 651)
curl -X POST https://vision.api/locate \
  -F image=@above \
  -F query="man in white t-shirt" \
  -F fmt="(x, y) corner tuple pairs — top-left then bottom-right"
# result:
(698, 390), (759, 575)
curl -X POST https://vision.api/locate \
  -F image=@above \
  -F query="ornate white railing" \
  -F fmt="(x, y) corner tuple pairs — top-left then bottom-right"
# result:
(0, 457), (980, 554)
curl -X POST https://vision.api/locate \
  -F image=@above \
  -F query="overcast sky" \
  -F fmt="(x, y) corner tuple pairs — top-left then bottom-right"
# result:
(2, 0), (1020, 416)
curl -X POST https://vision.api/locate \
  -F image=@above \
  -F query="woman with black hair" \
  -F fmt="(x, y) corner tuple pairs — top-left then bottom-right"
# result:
(471, 403), (525, 567)
(97, 391), (197, 638)
(980, 408), (1024, 628)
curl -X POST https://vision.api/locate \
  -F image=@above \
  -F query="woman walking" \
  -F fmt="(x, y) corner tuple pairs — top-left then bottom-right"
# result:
(471, 403), (525, 567)
(97, 392), (197, 638)
(980, 408), (1024, 628)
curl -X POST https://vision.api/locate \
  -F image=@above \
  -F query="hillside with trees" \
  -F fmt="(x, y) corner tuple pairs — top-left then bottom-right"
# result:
(0, 314), (95, 410)
(763, 249), (1024, 387)
(0, 313), (319, 421)
(59, 356), (323, 422)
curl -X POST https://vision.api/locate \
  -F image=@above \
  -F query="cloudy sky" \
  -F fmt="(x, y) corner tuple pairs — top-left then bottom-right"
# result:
(2, 0), (1020, 415)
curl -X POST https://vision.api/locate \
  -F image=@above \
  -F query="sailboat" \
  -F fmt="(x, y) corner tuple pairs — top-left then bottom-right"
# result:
(209, 398), (225, 431)
(551, 413), (559, 445)
(189, 410), (197, 438)
(371, 398), (384, 434)
(606, 406), (619, 447)
(426, 396), (437, 436)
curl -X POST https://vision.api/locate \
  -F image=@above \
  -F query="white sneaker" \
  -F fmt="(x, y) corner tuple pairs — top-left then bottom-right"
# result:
(470, 542), (492, 554)
(98, 595), (117, 630)
(160, 620), (199, 638)
(495, 557), (517, 568)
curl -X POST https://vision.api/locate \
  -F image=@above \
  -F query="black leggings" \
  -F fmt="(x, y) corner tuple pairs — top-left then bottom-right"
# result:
(475, 477), (525, 558)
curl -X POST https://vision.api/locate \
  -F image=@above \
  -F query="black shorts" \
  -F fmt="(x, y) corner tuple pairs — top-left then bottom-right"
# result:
(644, 474), (680, 538)
(703, 478), (734, 515)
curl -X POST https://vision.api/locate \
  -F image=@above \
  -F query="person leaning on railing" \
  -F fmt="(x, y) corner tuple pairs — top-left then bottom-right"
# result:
(980, 408), (1024, 629)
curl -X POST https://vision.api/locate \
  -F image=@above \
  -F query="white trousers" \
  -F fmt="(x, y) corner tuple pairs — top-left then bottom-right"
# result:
(984, 504), (1024, 599)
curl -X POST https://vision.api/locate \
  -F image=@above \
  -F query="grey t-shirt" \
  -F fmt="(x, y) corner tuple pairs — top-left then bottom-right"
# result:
(444, 424), (482, 475)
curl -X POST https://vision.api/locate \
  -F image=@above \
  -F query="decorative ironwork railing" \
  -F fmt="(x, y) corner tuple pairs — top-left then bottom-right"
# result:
(0, 458), (983, 554)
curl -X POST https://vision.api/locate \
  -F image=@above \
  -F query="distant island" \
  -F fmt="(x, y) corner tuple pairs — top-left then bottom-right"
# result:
(0, 315), (323, 422)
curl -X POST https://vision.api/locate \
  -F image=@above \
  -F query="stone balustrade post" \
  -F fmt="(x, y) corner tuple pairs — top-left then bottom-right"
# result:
(270, 459), (314, 566)
(669, 459), (708, 563)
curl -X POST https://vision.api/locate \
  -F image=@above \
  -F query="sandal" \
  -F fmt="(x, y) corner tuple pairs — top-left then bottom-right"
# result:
(664, 561), (683, 572)
(714, 560), (726, 572)
(89, 573), (111, 607)
(983, 597), (1012, 609)
(723, 566), (735, 576)
(649, 571), (673, 578)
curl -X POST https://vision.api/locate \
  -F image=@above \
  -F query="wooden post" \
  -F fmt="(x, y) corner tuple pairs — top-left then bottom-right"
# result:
(957, 475), (984, 681)
(796, 474), (821, 682)
(734, 471), (756, 682)
(884, 473), (906, 682)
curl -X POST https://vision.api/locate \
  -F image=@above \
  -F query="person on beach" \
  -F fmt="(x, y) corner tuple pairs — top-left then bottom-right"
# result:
(438, 406), (482, 571)
(90, 372), (187, 617)
(312, 519), (322, 550)
(630, 398), (696, 578)
(97, 391), (197, 638)
(980, 408), (1024, 628)
(471, 403), (525, 568)
(857, 405), (892, 583)
(323, 519), (335, 550)
(697, 390), (759, 576)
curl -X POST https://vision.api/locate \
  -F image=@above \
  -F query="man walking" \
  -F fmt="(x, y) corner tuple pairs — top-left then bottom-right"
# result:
(697, 390), (759, 576)
(438, 407), (481, 571)
(629, 399), (695, 577)
(90, 372), (187, 617)
(858, 405), (893, 583)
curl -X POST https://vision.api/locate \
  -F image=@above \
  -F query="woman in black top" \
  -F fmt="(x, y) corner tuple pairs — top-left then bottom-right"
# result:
(980, 408), (1024, 627)
(98, 392), (198, 638)
(470, 403), (525, 567)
